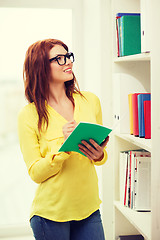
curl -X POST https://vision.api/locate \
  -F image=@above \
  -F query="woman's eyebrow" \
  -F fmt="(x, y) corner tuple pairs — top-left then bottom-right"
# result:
(54, 53), (67, 57)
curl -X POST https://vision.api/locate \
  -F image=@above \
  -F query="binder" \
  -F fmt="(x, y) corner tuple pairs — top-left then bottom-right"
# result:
(120, 15), (141, 56)
(119, 152), (128, 205)
(127, 151), (133, 208)
(119, 150), (151, 210)
(137, 93), (151, 137)
(124, 154), (129, 207)
(144, 100), (151, 139)
(128, 94), (133, 135)
(130, 151), (151, 209)
(134, 156), (151, 211)
(113, 74), (146, 134)
(140, 0), (151, 53)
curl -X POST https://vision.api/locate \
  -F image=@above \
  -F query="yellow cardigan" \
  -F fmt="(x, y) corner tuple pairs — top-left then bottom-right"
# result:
(18, 91), (108, 222)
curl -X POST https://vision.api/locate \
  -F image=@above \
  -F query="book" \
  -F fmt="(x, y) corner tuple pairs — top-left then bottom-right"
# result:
(138, 93), (151, 137)
(128, 94), (133, 134)
(58, 122), (112, 156)
(132, 93), (140, 136)
(144, 100), (151, 139)
(130, 150), (151, 209)
(118, 235), (144, 240)
(116, 13), (141, 17)
(113, 74), (146, 134)
(119, 150), (151, 209)
(119, 151), (128, 205)
(140, 0), (151, 53)
(116, 13), (140, 57)
(134, 156), (151, 211)
(116, 16), (121, 57)
(120, 15), (141, 56)
(124, 155), (129, 207)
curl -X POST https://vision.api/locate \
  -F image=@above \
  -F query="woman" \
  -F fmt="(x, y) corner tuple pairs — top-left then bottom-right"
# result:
(18, 39), (109, 240)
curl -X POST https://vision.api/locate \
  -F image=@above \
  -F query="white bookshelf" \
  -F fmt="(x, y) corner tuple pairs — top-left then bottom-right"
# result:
(114, 133), (151, 152)
(114, 52), (150, 63)
(114, 201), (151, 240)
(112, 0), (160, 239)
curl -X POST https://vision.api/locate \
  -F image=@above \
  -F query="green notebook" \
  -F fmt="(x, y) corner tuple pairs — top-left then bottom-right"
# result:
(58, 122), (112, 156)
(121, 15), (141, 56)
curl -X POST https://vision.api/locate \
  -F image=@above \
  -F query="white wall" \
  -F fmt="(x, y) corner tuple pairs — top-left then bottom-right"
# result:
(81, 1), (113, 239)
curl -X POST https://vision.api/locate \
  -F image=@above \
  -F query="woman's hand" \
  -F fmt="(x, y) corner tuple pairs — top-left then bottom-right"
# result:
(78, 136), (109, 162)
(62, 120), (77, 142)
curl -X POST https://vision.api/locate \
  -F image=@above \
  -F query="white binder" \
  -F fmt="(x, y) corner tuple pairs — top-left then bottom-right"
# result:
(134, 156), (151, 211)
(140, 0), (151, 53)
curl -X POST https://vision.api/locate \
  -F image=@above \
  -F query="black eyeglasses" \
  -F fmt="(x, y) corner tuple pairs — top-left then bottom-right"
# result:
(49, 52), (75, 66)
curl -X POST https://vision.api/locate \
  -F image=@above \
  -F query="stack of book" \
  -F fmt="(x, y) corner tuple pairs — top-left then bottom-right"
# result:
(128, 93), (151, 138)
(116, 13), (141, 57)
(119, 150), (151, 211)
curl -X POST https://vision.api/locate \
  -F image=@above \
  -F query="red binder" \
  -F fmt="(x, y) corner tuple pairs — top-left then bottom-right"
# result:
(132, 93), (140, 136)
(144, 100), (151, 139)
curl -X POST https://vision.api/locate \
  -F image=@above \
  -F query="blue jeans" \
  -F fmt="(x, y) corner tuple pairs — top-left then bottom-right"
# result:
(30, 210), (105, 240)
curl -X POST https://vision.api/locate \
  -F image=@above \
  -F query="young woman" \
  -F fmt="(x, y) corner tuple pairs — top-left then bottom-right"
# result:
(18, 39), (109, 240)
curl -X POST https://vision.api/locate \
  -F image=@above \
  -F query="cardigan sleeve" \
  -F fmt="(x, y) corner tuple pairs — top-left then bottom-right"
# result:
(18, 107), (70, 184)
(92, 94), (108, 166)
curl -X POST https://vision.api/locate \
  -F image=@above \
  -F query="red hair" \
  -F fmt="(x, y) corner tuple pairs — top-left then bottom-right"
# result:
(23, 39), (82, 131)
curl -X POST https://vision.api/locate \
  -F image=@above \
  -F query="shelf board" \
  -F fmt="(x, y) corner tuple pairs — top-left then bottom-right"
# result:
(114, 133), (152, 152)
(114, 52), (151, 63)
(114, 201), (151, 240)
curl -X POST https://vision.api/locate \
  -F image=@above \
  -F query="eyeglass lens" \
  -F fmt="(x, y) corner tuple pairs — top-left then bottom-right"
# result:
(57, 53), (74, 65)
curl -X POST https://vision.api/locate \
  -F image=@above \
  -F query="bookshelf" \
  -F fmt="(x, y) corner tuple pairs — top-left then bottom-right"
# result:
(114, 201), (151, 240)
(111, 0), (160, 239)
(114, 133), (151, 152)
(114, 52), (150, 63)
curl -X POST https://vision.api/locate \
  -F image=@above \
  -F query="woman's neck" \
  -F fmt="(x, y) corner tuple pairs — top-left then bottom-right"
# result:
(48, 82), (68, 105)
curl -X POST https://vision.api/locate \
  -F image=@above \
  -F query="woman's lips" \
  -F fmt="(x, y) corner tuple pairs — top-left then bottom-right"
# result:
(64, 68), (72, 73)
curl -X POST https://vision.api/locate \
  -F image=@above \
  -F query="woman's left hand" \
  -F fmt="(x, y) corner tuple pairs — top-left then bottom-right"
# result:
(78, 136), (109, 162)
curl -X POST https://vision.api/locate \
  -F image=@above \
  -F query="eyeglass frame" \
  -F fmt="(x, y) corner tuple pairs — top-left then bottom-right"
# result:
(49, 52), (75, 66)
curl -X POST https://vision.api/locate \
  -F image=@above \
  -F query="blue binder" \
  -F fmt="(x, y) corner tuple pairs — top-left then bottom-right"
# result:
(138, 93), (151, 137)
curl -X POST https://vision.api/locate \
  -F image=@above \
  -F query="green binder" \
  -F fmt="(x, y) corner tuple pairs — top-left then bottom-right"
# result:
(58, 122), (112, 156)
(121, 15), (141, 56)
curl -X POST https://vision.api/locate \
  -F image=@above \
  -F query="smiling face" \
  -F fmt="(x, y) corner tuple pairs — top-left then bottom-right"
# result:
(49, 45), (73, 84)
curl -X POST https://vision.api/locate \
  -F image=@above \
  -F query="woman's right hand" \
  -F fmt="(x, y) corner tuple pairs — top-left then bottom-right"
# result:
(62, 120), (77, 142)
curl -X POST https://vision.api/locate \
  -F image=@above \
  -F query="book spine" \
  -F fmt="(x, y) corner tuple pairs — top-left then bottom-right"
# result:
(128, 94), (133, 134)
(124, 154), (129, 206)
(132, 93), (140, 136)
(116, 17), (120, 57)
(144, 100), (151, 139)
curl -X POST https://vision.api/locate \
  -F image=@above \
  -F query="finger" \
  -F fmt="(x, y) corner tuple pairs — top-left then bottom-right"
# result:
(65, 125), (76, 130)
(80, 141), (99, 158)
(67, 119), (77, 125)
(89, 139), (102, 152)
(78, 145), (94, 160)
(100, 136), (110, 148)
(68, 120), (76, 124)
(67, 123), (77, 129)
(63, 120), (75, 128)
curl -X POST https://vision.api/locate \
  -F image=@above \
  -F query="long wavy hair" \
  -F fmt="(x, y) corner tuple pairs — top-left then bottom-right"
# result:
(23, 39), (82, 132)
